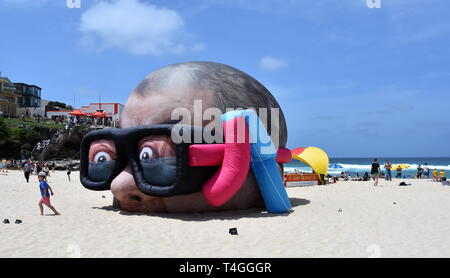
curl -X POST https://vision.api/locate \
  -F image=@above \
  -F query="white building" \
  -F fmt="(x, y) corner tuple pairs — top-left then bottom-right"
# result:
(16, 99), (49, 118)
(46, 110), (71, 118)
(79, 103), (124, 121)
(47, 102), (124, 122)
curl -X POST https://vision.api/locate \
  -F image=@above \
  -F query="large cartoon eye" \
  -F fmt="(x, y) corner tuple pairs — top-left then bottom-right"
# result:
(140, 147), (154, 161)
(88, 151), (116, 183)
(88, 140), (116, 183)
(94, 151), (112, 164)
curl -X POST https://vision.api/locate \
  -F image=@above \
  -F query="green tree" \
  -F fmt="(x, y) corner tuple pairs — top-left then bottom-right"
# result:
(47, 101), (72, 109)
(19, 128), (42, 146)
(5, 126), (42, 158)
(0, 118), (19, 158)
(20, 143), (32, 158)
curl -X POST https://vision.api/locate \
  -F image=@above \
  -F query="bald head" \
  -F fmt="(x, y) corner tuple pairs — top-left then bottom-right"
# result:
(121, 61), (287, 146)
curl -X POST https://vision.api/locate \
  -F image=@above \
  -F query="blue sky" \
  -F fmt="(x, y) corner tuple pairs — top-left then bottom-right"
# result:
(1, 0), (449, 157)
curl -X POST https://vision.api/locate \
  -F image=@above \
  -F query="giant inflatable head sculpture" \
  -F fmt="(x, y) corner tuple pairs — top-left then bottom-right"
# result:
(80, 61), (291, 213)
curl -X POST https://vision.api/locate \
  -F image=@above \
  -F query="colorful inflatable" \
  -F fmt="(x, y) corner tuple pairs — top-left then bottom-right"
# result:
(79, 61), (291, 214)
(291, 147), (329, 179)
(392, 164), (410, 170)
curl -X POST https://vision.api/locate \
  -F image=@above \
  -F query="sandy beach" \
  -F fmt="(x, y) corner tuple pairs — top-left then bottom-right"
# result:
(1, 170), (450, 258)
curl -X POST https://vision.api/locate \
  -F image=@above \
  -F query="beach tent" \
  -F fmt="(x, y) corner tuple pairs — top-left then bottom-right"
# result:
(329, 163), (343, 169)
(291, 147), (329, 178)
(90, 111), (108, 118)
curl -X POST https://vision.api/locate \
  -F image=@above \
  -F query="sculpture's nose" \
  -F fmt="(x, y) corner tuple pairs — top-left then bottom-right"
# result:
(110, 165), (166, 212)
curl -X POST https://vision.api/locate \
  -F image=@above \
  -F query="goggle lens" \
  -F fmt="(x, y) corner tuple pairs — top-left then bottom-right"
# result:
(87, 140), (117, 182)
(140, 157), (176, 186)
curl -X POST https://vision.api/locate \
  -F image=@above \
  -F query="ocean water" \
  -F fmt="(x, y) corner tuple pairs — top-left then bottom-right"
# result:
(284, 157), (450, 178)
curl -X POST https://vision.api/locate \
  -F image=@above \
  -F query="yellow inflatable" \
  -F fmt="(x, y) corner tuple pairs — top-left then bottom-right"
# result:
(392, 164), (410, 170)
(291, 147), (330, 178)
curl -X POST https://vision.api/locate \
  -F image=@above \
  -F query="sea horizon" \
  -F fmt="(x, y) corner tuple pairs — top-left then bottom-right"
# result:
(286, 156), (450, 177)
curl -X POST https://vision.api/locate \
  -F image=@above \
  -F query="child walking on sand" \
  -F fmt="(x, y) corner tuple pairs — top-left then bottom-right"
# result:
(37, 172), (60, 216)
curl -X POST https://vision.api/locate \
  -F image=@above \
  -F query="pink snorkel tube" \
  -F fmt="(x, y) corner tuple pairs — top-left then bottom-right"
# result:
(201, 116), (251, 207)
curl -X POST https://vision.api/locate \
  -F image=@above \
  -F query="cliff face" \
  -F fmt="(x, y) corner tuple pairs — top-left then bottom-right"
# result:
(32, 126), (59, 138)
(45, 127), (78, 160)
(34, 125), (92, 161)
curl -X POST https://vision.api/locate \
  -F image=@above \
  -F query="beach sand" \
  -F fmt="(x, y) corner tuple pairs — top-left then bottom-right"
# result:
(1, 170), (450, 258)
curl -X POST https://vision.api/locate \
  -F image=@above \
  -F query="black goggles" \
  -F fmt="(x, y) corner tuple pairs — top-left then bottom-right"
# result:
(79, 124), (219, 197)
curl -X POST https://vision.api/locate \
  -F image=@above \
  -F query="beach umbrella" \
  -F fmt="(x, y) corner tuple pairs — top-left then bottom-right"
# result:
(392, 164), (410, 170)
(69, 109), (87, 117)
(329, 163), (343, 169)
(91, 111), (108, 118)
(90, 111), (108, 127)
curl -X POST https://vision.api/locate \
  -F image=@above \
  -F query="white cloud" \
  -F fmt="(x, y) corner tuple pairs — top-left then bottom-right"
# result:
(79, 0), (202, 56)
(259, 56), (288, 71)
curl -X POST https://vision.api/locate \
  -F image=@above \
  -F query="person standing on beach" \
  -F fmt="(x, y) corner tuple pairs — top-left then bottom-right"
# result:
(417, 165), (423, 179)
(384, 161), (392, 181)
(37, 172), (60, 216)
(43, 164), (50, 178)
(36, 162), (42, 174)
(432, 169), (439, 181)
(371, 159), (381, 186)
(423, 163), (430, 179)
(396, 165), (402, 178)
(66, 164), (72, 181)
(1, 158), (8, 175)
(23, 160), (32, 183)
